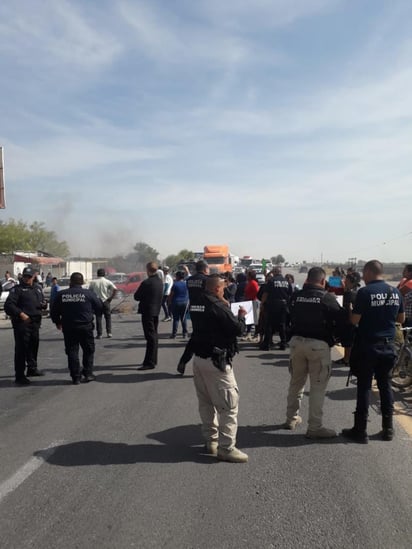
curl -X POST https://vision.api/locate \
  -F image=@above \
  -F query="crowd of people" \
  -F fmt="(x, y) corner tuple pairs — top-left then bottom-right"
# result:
(2, 260), (411, 462)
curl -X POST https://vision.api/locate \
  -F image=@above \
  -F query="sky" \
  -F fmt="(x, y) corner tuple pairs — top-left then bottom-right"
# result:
(1, 0), (411, 264)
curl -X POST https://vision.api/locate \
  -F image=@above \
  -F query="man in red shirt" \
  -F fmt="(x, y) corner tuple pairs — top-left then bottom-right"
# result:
(398, 264), (412, 326)
(242, 270), (259, 341)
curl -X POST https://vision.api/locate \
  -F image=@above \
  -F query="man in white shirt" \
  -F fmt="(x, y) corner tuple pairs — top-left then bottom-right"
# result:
(88, 268), (117, 339)
(162, 266), (173, 321)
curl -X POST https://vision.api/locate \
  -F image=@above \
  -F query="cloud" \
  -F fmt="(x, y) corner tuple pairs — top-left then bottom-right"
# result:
(196, 0), (341, 29)
(4, 137), (172, 180)
(117, 0), (284, 68)
(0, 0), (122, 72)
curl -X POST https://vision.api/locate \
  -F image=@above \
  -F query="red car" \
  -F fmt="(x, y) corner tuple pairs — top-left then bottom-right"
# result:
(111, 272), (147, 298)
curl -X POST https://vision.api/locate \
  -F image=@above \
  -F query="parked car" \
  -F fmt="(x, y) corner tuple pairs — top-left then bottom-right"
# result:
(115, 272), (147, 298)
(106, 272), (127, 284)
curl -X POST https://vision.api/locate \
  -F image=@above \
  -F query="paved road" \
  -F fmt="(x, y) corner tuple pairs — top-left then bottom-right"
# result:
(1, 302), (412, 549)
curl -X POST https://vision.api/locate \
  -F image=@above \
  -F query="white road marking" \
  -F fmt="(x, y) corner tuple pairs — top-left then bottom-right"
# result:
(0, 440), (63, 504)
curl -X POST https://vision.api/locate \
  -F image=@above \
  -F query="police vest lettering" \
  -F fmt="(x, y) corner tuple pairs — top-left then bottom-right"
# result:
(295, 296), (321, 304)
(190, 304), (205, 313)
(187, 279), (203, 288)
(370, 292), (400, 307)
(62, 293), (87, 303)
(272, 280), (289, 288)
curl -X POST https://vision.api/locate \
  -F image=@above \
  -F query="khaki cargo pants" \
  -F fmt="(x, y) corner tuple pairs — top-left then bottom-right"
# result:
(286, 336), (332, 431)
(193, 356), (239, 451)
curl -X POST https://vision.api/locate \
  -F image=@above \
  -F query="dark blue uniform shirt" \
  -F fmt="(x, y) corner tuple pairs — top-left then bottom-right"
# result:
(51, 285), (103, 328)
(353, 280), (403, 341)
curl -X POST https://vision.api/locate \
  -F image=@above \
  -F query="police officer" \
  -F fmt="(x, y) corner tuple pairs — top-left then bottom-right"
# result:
(176, 259), (210, 375)
(284, 267), (346, 438)
(342, 260), (404, 443)
(5, 266), (47, 384)
(260, 266), (293, 350)
(191, 274), (248, 463)
(50, 272), (102, 384)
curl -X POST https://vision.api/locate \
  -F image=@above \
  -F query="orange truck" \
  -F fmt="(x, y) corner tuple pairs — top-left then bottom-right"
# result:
(203, 245), (232, 273)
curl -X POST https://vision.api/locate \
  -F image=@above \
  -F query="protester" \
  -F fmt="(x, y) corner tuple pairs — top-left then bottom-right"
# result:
(224, 272), (237, 304)
(334, 271), (361, 366)
(88, 268), (117, 339)
(168, 271), (189, 339)
(50, 272), (103, 384)
(342, 260), (404, 443)
(2, 271), (16, 291)
(161, 266), (173, 321)
(242, 270), (259, 341)
(234, 272), (247, 302)
(397, 264), (412, 327)
(134, 261), (164, 370)
(49, 277), (61, 307)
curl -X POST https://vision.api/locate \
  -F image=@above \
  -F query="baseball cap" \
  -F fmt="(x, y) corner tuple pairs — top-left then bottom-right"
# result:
(22, 267), (34, 277)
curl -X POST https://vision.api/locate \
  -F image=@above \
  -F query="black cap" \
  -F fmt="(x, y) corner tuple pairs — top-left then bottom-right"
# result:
(22, 267), (34, 277)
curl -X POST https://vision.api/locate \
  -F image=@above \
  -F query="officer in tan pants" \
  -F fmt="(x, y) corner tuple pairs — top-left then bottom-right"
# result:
(284, 267), (346, 438)
(191, 275), (248, 462)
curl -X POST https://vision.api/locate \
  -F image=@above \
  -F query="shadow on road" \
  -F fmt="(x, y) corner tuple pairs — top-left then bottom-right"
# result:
(36, 422), (345, 467)
(96, 372), (191, 383)
(326, 387), (357, 401)
(0, 377), (71, 388)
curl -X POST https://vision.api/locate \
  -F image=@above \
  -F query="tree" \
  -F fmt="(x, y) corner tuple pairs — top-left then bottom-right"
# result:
(27, 221), (70, 257)
(0, 219), (70, 257)
(271, 254), (285, 265)
(164, 249), (195, 268)
(133, 242), (159, 266)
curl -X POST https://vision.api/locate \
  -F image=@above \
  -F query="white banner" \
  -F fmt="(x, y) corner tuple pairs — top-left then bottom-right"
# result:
(230, 300), (259, 325)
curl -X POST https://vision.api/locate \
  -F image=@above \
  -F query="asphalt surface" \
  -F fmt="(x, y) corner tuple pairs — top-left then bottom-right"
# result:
(1, 298), (412, 549)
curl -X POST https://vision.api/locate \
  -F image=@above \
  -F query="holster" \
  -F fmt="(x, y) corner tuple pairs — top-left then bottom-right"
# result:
(211, 347), (228, 372)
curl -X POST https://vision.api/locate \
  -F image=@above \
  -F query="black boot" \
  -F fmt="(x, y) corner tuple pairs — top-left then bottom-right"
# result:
(381, 415), (394, 441)
(341, 412), (369, 444)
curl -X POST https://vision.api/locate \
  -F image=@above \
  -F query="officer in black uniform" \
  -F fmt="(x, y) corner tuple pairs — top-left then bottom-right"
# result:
(260, 266), (293, 350)
(5, 266), (47, 385)
(51, 272), (102, 384)
(284, 267), (346, 437)
(176, 259), (209, 375)
(191, 274), (248, 462)
(342, 260), (404, 443)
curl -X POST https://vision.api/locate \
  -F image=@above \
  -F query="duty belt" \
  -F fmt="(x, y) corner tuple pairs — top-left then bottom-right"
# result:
(370, 337), (394, 344)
